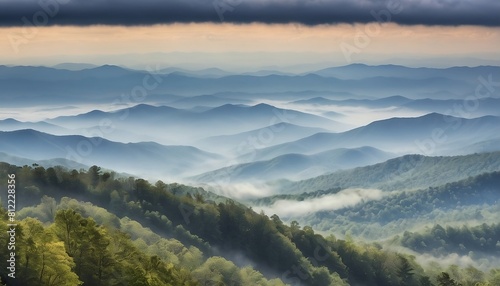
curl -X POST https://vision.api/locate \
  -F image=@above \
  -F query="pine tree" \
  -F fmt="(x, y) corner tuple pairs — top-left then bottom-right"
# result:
(397, 256), (414, 285)
(437, 272), (461, 286)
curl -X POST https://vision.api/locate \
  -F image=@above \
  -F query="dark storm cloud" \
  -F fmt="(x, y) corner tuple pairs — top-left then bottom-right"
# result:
(0, 0), (499, 27)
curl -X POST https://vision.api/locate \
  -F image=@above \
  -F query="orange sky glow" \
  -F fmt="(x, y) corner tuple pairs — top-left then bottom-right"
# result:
(1, 23), (498, 69)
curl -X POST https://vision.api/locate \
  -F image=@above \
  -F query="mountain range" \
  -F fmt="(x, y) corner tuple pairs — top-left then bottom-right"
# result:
(45, 103), (347, 144)
(245, 113), (500, 161)
(280, 151), (500, 194)
(192, 146), (395, 183)
(1, 64), (491, 107)
(196, 122), (328, 153)
(293, 95), (500, 116)
(5, 110), (500, 183)
(311, 64), (500, 83)
(0, 129), (221, 179)
(2, 62), (500, 286)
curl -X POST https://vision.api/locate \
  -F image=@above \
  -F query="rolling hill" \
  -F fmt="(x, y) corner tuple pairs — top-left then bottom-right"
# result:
(293, 95), (412, 107)
(192, 146), (395, 183)
(280, 151), (500, 194)
(311, 64), (500, 83)
(166, 94), (252, 109)
(0, 129), (222, 178)
(47, 103), (346, 143)
(196, 122), (328, 153)
(278, 171), (500, 240)
(245, 113), (500, 161)
(293, 96), (500, 116)
(0, 118), (68, 134)
(0, 65), (479, 107)
(0, 152), (89, 170)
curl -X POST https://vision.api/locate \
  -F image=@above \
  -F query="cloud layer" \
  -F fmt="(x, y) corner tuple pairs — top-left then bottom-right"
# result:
(0, 0), (499, 27)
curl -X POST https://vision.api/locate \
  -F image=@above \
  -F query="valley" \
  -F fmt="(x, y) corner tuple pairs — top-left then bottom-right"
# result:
(1, 63), (499, 285)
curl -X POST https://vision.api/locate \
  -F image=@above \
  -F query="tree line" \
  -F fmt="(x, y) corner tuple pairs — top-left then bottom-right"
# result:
(1, 163), (499, 285)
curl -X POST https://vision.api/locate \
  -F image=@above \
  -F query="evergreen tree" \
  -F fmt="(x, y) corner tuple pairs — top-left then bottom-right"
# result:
(437, 272), (461, 286)
(397, 255), (414, 285)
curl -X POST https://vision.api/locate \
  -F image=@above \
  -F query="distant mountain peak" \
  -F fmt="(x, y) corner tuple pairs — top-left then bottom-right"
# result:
(94, 64), (123, 70)
(52, 63), (98, 71)
(129, 103), (156, 110)
(0, 118), (21, 123)
(2, 128), (42, 136)
(251, 103), (275, 109)
(418, 112), (462, 122)
(83, 64), (131, 74)
(384, 95), (409, 100)
(119, 104), (182, 115)
(422, 112), (444, 118)
(346, 63), (370, 67)
(82, 109), (109, 117)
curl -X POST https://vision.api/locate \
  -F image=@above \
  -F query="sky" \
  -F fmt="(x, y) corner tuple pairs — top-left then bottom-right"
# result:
(0, 0), (499, 71)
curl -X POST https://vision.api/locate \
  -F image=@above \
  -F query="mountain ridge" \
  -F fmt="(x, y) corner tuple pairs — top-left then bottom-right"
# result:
(0, 129), (222, 178)
(245, 113), (500, 161)
(192, 146), (395, 183)
(281, 151), (500, 194)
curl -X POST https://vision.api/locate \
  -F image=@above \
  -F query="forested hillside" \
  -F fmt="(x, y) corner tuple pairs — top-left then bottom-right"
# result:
(257, 171), (500, 241)
(1, 163), (499, 285)
(399, 223), (500, 258)
(282, 152), (500, 194)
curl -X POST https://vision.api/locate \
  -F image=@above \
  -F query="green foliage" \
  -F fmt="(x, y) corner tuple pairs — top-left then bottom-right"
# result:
(285, 171), (500, 239)
(437, 272), (462, 286)
(6, 217), (81, 286)
(396, 256), (415, 285)
(1, 210), (199, 286)
(286, 151), (500, 194)
(401, 223), (500, 256)
(2, 162), (500, 286)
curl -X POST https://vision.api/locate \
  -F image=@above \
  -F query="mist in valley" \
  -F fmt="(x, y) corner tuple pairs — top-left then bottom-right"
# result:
(1, 63), (500, 286)
(254, 188), (385, 217)
(1, 0), (500, 282)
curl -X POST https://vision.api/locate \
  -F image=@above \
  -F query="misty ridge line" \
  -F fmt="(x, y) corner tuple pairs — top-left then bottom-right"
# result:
(1, 64), (500, 285)
(413, 73), (500, 156)
(33, 106), (499, 153)
(242, 112), (500, 166)
(0, 63), (499, 201)
(2, 62), (500, 79)
(0, 63), (496, 110)
(304, 72), (500, 195)
(191, 146), (396, 190)
(0, 60), (331, 184)
(203, 106), (298, 186)
(0, 107), (500, 188)
(5, 53), (500, 75)
(62, 65), (164, 170)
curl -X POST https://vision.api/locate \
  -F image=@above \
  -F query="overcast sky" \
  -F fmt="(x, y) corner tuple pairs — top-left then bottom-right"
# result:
(0, 0), (499, 70)
(1, 0), (499, 26)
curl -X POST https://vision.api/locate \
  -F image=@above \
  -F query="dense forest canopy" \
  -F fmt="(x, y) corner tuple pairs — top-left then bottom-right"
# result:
(1, 163), (499, 285)
(283, 152), (500, 194)
(277, 171), (500, 239)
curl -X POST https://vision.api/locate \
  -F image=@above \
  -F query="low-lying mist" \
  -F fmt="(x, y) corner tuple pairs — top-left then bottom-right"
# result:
(282, 102), (428, 127)
(414, 252), (500, 272)
(196, 182), (277, 201)
(254, 188), (384, 218)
